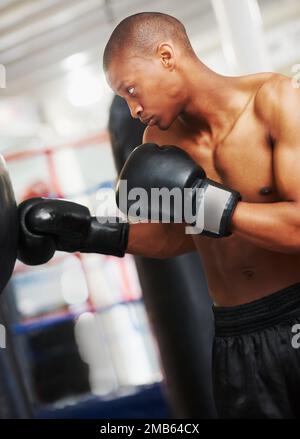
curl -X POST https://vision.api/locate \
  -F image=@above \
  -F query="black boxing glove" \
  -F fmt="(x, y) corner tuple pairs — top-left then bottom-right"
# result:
(116, 143), (241, 237)
(18, 197), (129, 266)
(18, 198), (56, 265)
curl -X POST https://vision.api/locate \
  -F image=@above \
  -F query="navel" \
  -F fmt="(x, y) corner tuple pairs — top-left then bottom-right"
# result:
(242, 269), (255, 279)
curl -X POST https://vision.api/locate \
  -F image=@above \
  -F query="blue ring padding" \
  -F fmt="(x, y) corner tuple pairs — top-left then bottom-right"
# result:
(34, 382), (171, 419)
(11, 298), (144, 335)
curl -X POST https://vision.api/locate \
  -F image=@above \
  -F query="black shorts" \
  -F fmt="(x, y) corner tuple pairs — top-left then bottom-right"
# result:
(212, 282), (300, 419)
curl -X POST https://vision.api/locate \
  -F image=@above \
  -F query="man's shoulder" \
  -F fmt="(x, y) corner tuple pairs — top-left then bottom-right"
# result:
(253, 73), (295, 130)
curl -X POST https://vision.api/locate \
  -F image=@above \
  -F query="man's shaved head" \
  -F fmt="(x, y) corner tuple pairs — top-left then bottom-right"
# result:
(103, 12), (195, 71)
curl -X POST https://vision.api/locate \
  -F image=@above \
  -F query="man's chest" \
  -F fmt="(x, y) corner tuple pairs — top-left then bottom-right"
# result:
(173, 116), (279, 204)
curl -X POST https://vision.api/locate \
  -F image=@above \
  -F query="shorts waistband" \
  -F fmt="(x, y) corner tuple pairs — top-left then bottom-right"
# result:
(213, 281), (300, 337)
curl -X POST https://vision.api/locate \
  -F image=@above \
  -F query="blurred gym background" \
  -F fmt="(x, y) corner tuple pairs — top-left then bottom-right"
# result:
(0, 0), (299, 419)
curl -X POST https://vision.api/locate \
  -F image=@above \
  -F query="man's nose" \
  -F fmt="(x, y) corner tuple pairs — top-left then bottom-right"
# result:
(128, 102), (143, 119)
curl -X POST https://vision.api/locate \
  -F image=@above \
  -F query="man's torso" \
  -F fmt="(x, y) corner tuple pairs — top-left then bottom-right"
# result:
(146, 72), (300, 306)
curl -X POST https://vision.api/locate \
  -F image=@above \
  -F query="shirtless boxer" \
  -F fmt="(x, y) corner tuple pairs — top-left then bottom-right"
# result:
(18, 12), (300, 418)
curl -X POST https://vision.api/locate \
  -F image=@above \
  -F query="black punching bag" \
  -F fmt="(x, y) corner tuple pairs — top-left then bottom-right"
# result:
(108, 95), (217, 418)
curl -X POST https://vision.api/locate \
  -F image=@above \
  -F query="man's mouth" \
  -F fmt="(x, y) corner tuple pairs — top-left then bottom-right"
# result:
(142, 116), (156, 126)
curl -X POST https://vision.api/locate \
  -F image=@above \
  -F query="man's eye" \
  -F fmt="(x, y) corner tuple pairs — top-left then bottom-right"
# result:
(127, 87), (135, 95)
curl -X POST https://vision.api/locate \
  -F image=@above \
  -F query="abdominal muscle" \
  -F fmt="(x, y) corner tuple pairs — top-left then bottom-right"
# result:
(193, 234), (300, 306)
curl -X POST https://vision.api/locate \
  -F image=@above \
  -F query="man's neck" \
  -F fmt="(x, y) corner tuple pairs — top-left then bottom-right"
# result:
(178, 61), (254, 145)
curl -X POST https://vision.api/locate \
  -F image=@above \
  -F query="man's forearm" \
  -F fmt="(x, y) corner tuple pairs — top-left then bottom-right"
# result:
(231, 201), (300, 253)
(127, 222), (196, 259)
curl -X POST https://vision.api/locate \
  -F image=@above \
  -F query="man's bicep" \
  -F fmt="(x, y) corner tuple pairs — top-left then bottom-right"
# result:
(272, 78), (300, 202)
(274, 141), (300, 202)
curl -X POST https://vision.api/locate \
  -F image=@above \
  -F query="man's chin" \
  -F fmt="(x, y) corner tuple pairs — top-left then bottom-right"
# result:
(157, 119), (173, 131)
(158, 124), (168, 131)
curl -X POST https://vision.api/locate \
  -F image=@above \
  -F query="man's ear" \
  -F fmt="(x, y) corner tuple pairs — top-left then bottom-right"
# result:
(157, 43), (175, 70)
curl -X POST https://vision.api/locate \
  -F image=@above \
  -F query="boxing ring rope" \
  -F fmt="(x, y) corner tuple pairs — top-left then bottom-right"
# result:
(4, 132), (162, 399)
(5, 132), (109, 199)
